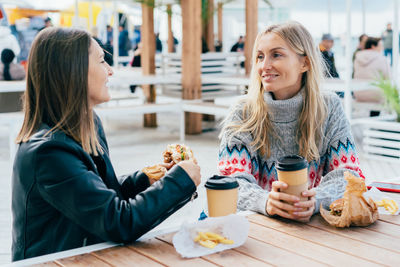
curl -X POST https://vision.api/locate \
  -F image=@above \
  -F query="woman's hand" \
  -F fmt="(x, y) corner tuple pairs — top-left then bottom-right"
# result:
(266, 181), (316, 222)
(177, 160), (201, 186)
(159, 161), (175, 170)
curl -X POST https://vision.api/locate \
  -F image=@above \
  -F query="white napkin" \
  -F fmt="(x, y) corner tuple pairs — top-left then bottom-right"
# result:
(364, 187), (399, 215)
(172, 214), (249, 258)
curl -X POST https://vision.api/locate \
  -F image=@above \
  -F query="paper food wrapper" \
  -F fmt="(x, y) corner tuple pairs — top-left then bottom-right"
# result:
(364, 187), (400, 216)
(172, 214), (249, 258)
(320, 172), (379, 227)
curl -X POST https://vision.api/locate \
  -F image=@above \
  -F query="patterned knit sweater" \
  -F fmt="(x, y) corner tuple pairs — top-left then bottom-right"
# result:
(218, 89), (364, 215)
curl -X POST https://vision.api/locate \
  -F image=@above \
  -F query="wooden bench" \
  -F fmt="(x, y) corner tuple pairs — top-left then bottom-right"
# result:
(361, 117), (400, 162)
(159, 52), (245, 99)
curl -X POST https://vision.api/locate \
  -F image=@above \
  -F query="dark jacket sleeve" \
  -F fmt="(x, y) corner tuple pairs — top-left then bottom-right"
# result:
(119, 172), (151, 199)
(34, 140), (196, 243)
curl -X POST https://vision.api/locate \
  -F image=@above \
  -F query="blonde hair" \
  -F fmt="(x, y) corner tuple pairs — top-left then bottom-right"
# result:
(16, 27), (102, 156)
(221, 21), (327, 161)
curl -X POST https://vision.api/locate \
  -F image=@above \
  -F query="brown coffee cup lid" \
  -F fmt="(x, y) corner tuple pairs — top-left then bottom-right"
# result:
(205, 175), (239, 190)
(276, 155), (308, 171)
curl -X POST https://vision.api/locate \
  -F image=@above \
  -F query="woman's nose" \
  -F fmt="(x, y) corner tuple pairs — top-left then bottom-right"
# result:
(107, 65), (114, 76)
(262, 58), (272, 70)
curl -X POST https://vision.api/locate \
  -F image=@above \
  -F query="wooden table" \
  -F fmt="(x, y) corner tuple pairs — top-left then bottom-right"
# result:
(19, 193), (399, 267)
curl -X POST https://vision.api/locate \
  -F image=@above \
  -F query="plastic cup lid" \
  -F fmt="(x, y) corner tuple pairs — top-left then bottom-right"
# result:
(276, 155), (308, 171)
(205, 175), (239, 190)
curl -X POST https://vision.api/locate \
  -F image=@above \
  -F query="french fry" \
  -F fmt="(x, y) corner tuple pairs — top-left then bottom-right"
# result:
(193, 231), (234, 248)
(375, 198), (399, 215)
(199, 239), (217, 249)
(219, 238), (234, 244)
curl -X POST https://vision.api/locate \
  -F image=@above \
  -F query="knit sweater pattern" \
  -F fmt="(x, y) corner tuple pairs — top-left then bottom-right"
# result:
(218, 89), (364, 215)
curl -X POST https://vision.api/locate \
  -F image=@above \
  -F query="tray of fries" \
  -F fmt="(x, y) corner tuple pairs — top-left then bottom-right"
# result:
(172, 214), (249, 258)
(364, 187), (399, 215)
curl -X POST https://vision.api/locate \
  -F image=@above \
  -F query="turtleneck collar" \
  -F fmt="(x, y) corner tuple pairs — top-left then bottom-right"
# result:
(264, 87), (304, 123)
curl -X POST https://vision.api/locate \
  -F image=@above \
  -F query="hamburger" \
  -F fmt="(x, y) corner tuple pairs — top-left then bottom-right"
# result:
(142, 165), (167, 180)
(163, 144), (195, 164)
(329, 198), (344, 216)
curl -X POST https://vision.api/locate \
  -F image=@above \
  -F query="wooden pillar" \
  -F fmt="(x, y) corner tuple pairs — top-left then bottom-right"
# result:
(245, 0), (258, 74)
(206, 0), (215, 52)
(217, 2), (223, 49)
(181, 0), (202, 134)
(167, 4), (174, 53)
(141, 2), (157, 127)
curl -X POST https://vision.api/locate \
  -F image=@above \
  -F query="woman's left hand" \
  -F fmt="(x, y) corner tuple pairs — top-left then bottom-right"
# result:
(291, 189), (316, 222)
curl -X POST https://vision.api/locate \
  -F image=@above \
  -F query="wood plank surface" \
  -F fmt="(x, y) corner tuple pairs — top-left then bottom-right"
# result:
(367, 219), (400, 238)
(308, 215), (400, 253)
(93, 246), (164, 267)
(55, 253), (111, 267)
(127, 238), (217, 267)
(249, 214), (400, 266)
(234, 236), (325, 267)
(247, 219), (379, 267)
(158, 233), (273, 267)
(34, 262), (61, 267)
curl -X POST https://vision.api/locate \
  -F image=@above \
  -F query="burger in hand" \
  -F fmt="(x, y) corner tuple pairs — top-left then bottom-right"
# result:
(163, 144), (196, 164)
(142, 144), (195, 183)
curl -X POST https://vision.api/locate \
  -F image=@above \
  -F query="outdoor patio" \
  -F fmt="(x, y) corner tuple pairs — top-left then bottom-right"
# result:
(0, 104), (399, 264)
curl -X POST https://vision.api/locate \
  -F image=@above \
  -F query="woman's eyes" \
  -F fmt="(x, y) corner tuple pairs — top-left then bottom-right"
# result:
(257, 53), (282, 61)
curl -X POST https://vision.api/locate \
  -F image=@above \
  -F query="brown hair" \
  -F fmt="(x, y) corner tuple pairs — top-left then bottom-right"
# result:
(16, 27), (102, 155)
(365, 37), (381, 49)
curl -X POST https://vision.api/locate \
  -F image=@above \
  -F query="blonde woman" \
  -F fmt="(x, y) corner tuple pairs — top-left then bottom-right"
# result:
(12, 27), (200, 261)
(218, 21), (364, 222)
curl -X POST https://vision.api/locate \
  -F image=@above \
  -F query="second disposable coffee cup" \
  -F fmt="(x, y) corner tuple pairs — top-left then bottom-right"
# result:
(205, 175), (239, 217)
(276, 155), (308, 202)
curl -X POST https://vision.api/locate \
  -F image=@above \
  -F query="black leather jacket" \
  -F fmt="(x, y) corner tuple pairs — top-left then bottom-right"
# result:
(11, 117), (196, 261)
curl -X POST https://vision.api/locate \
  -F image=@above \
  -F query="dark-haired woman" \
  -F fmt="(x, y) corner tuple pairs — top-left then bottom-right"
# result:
(12, 27), (201, 261)
(0, 48), (25, 81)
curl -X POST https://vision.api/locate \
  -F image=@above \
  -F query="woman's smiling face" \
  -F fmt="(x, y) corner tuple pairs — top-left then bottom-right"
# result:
(87, 39), (113, 108)
(256, 33), (309, 100)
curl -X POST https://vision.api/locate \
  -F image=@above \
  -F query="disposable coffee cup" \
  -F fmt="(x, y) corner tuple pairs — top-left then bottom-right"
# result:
(205, 175), (239, 217)
(276, 155), (308, 202)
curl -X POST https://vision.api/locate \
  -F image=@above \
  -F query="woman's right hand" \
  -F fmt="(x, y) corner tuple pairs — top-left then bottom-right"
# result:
(177, 160), (201, 186)
(266, 181), (302, 219)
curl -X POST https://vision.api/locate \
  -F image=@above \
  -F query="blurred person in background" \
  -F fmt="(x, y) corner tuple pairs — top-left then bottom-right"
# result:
(354, 37), (389, 80)
(352, 34), (368, 77)
(0, 26), (21, 59)
(155, 33), (162, 53)
(319, 33), (339, 78)
(353, 37), (389, 110)
(91, 26), (113, 66)
(39, 17), (53, 31)
(118, 25), (130, 66)
(382, 23), (393, 65)
(0, 48), (25, 81)
(230, 35), (244, 52)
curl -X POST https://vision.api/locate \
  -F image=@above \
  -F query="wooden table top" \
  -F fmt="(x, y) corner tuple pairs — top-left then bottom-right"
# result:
(32, 194), (400, 267)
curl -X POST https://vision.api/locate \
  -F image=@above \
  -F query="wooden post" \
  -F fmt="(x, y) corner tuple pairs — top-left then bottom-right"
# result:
(167, 4), (174, 53)
(181, 0), (202, 134)
(206, 0), (215, 52)
(141, 2), (157, 127)
(217, 2), (223, 49)
(245, 0), (258, 75)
